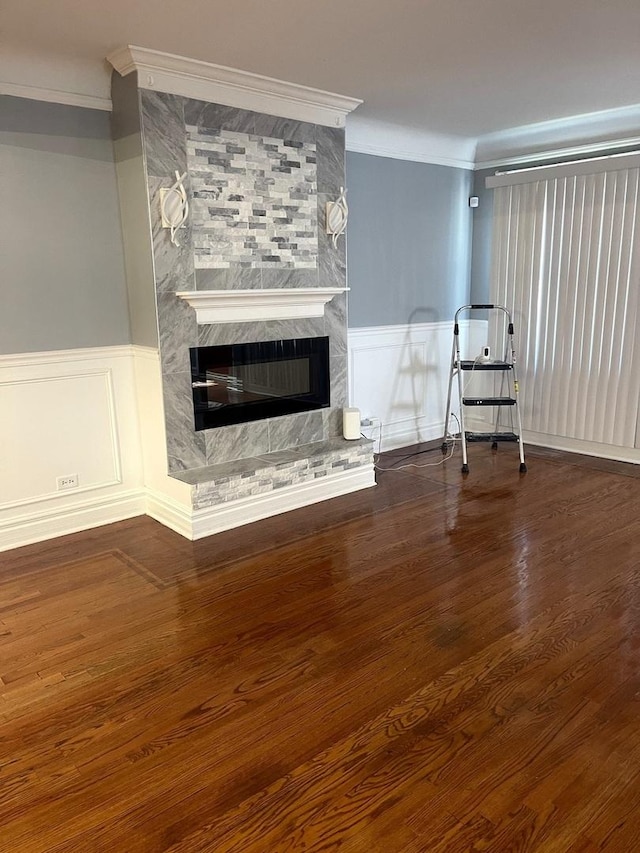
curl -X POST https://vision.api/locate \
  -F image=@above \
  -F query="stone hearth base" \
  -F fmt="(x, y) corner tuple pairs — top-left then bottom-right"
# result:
(152, 438), (375, 540)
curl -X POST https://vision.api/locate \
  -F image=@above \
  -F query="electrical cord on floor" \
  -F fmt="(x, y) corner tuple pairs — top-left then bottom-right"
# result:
(375, 441), (456, 472)
(384, 445), (446, 468)
(368, 414), (461, 472)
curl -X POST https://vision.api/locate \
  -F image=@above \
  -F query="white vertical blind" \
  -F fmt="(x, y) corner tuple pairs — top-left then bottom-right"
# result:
(490, 167), (640, 447)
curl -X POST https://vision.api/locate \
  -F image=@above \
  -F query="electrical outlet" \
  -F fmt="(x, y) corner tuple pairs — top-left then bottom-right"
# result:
(57, 474), (79, 491)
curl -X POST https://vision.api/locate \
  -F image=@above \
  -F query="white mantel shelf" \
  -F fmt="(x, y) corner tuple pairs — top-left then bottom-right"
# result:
(175, 288), (348, 324)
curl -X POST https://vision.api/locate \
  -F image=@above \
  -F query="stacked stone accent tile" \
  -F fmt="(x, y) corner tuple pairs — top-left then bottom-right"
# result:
(174, 439), (372, 510)
(187, 128), (318, 269)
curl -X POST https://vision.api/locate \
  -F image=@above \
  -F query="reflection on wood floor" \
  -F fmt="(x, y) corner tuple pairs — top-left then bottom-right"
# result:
(2, 442), (640, 851)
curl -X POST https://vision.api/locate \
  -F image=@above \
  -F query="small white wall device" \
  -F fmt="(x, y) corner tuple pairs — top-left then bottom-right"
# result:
(343, 407), (361, 440)
(478, 346), (491, 363)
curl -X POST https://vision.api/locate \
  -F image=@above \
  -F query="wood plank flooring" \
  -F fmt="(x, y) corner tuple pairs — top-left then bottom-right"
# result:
(2, 443), (640, 851)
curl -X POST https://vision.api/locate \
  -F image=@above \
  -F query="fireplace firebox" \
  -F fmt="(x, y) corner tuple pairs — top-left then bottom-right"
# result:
(190, 337), (330, 430)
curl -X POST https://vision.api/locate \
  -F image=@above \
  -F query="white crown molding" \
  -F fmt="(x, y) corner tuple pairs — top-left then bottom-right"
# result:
(475, 102), (640, 169)
(346, 115), (476, 170)
(176, 287), (348, 324)
(107, 45), (362, 128)
(476, 135), (640, 171)
(0, 81), (112, 112)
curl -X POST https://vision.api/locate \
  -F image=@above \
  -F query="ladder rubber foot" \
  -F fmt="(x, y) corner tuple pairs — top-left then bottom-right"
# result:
(491, 441), (498, 451)
(461, 463), (469, 474)
(519, 462), (527, 474)
(441, 442), (448, 455)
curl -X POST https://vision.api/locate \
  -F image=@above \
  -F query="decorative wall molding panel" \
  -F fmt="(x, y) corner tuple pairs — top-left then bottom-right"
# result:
(0, 345), (144, 552)
(1, 370), (122, 510)
(176, 287), (348, 323)
(348, 320), (488, 452)
(108, 46), (362, 127)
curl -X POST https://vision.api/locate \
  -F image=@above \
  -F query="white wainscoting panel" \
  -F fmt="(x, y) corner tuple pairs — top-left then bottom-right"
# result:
(348, 320), (488, 451)
(1, 371), (121, 506)
(0, 346), (145, 551)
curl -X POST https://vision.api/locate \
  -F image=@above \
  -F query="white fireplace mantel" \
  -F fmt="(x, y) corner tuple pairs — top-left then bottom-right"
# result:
(175, 287), (348, 324)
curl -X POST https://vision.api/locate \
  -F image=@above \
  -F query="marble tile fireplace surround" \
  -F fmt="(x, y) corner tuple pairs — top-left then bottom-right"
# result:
(109, 47), (375, 540)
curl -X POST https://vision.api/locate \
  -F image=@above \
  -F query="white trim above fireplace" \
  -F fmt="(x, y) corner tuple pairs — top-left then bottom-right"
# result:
(175, 287), (348, 324)
(107, 46), (363, 128)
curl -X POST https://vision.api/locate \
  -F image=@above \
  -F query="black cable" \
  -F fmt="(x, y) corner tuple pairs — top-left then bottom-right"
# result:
(385, 444), (443, 467)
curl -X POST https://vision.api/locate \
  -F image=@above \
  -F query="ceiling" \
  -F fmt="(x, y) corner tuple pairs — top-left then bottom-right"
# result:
(2, 0), (640, 159)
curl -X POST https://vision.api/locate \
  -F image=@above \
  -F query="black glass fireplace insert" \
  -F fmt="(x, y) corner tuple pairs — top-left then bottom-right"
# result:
(190, 336), (330, 430)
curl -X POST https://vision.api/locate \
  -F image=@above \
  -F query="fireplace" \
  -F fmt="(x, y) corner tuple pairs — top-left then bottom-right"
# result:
(190, 337), (330, 430)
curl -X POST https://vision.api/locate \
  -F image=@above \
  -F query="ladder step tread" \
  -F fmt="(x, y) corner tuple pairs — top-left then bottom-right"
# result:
(465, 432), (519, 442)
(458, 360), (513, 371)
(462, 397), (517, 406)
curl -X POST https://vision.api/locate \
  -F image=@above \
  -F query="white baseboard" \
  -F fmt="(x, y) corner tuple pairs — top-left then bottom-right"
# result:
(190, 465), (376, 541)
(0, 490), (146, 553)
(364, 417), (445, 453)
(524, 430), (640, 465)
(145, 488), (195, 539)
(0, 466), (376, 552)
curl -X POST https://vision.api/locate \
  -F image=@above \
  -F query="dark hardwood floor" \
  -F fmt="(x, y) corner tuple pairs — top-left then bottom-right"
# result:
(2, 442), (640, 851)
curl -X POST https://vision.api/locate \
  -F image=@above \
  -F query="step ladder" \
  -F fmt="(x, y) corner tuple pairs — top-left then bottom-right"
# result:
(441, 304), (527, 474)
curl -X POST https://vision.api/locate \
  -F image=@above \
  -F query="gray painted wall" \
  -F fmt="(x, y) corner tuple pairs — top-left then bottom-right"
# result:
(345, 152), (473, 327)
(0, 96), (130, 354)
(469, 167), (495, 304)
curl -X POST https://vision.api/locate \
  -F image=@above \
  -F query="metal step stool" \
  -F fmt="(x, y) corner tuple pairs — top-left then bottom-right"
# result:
(441, 304), (527, 474)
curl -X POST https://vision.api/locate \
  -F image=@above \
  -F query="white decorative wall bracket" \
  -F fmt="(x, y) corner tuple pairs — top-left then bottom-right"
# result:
(175, 288), (348, 324)
(326, 186), (348, 249)
(160, 171), (189, 246)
